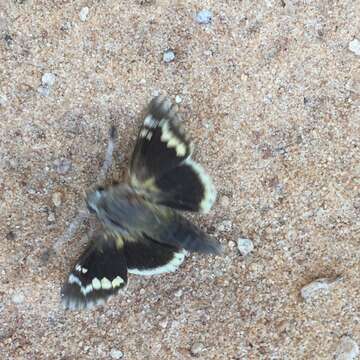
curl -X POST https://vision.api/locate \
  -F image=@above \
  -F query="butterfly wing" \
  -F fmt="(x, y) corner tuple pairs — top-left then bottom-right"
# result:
(61, 231), (127, 310)
(124, 233), (186, 276)
(130, 95), (192, 182)
(130, 96), (216, 214)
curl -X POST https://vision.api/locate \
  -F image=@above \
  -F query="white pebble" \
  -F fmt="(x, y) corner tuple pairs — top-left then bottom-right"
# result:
(237, 238), (254, 256)
(159, 319), (168, 329)
(175, 95), (182, 104)
(349, 39), (360, 56)
(174, 289), (183, 297)
(110, 349), (123, 359)
(38, 86), (50, 97)
(41, 72), (56, 87)
(196, 10), (213, 24)
(47, 212), (56, 223)
(228, 240), (236, 248)
(79, 7), (89, 22)
(191, 342), (205, 355)
(0, 94), (8, 106)
(139, 288), (146, 295)
(52, 192), (62, 207)
(12, 293), (25, 304)
(300, 276), (341, 301)
(335, 336), (359, 360)
(163, 50), (175, 63)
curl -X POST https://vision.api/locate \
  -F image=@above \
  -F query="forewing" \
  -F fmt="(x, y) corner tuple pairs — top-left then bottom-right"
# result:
(153, 158), (216, 213)
(130, 95), (192, 185)
(130, 95), (217, 213)
(61, 231), (127, 310)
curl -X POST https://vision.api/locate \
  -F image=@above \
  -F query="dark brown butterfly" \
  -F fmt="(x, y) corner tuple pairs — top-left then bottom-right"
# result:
(61, 96), (220, 310)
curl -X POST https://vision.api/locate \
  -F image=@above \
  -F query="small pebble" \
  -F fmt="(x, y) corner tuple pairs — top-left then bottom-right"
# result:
(53, 158), (72, 174)
(237, 238), (254, 256)
(60, 21), (72, 31)
(335, 336), (359, 360)
(228, 240), (236, 248)
(12, 293), (25, 304)
(47, 212), (56, 223)
(163, 50), (175, 63)
(79, 7), (89, 22)
(0, 94), (8, 106)
(52, 192), (62, 207)
(349, 39), (360, 56)
(191, 342), (205, 356)
(38, 86), (50, 97)
(174, 289), (183, 297)
(110, 349), (123, 359)
(300, 276), (342, 301)
(175, 95), (182, 104)
(196, 10), (213, 24)
(41, 72), (56, 87)
(139, 288), (146, 295)
(159, 319), (168, 329)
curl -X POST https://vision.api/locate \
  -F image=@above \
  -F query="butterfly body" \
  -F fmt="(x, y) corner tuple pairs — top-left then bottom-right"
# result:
(61, 96), (220, 310)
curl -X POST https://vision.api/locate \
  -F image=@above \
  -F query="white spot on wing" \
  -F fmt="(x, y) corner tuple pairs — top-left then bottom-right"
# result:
(81, 284), (93, 296)
(101, 277), (112, 289)
(75, 264), (88, 274)
(140, 129), (148, 138)
(176, 143), (187, 156)
(160, 120), (188, 157)
(92, 277), (101, 290)
(128, 250), (186, 276)
(75, 264), (81, 272)
(112, 276), (124, 288)
(68, 274), (82, 286)
(143, 115), (157, 128)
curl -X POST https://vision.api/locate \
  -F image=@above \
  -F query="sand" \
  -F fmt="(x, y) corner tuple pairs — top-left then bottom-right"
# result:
(1, 1), (359, 359)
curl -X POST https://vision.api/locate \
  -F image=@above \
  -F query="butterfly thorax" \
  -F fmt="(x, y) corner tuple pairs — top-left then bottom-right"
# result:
(86, 183), (166, 236)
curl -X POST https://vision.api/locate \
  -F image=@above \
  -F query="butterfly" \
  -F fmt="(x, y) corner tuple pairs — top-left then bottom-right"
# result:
(61, 96), (221, 310)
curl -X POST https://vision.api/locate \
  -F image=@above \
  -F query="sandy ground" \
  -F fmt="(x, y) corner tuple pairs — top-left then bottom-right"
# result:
(1, 1), (360, 359)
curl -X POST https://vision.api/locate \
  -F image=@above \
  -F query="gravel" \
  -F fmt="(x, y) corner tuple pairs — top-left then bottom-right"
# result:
(175, 95), (182, 104)
(52, 192), (62, 207)
(196, 10), (213, 24)
(110, 349), (123, 359)
(41, 73), (56, 87)
(0, 94), (8, 106)
(38, 72), (56, 96)
(38, 86), (51, 97)
(47, 212), (56, 223)
(12, 293), (25, 304)
(190, 342), (205, 356)
(300, 276), (342, 301)
(349, 39), (360, 56)
(236, 238), (254, 256)
(79, 7), (90, 22)
(163, 50), (175, 63)
(335, 336), (359, 360)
